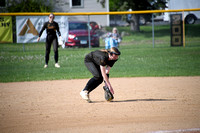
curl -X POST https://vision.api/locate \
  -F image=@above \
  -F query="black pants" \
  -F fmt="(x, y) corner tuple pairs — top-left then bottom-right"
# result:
(83, 61), (103, 93)
(45, 35), (58, 65)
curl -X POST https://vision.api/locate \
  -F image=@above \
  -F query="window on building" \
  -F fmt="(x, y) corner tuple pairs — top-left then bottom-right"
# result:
(71, 0), (83, 8)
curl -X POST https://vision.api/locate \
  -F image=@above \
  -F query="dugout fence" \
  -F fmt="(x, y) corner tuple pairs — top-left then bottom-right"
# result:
(0, 8), (200, 50)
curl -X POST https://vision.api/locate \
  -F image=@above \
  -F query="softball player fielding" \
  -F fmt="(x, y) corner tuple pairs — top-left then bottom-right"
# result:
(80, 47), (121, 102)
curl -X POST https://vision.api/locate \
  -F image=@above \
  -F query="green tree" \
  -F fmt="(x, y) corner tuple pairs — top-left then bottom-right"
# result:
(6, 0), (53, 12)
(99, 0), (167, 32)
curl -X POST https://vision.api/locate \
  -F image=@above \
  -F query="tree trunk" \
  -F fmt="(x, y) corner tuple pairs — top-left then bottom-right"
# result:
(130, 14), (140, 32)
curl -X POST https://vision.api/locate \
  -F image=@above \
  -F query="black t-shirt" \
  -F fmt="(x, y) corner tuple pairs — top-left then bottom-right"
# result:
(39, 21), (61, 37)
(85, 50), (117, 67)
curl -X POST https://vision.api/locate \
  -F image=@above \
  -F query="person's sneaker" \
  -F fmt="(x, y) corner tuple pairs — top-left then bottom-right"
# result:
(55, 63), (60, 68)
(44, 64), (48, 68)
(80, 90), (91, 103)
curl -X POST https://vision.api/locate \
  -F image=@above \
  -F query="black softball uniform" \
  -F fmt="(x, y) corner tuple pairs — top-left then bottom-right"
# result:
(39, 21), (61, 65)
(83, 50), (118, 93)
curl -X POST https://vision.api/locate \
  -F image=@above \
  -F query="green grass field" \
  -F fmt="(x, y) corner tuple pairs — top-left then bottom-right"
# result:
(0, 24), (200, 82)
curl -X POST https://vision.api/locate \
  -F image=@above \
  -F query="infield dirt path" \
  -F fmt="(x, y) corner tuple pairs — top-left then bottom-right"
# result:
(0, 77), (200, 133)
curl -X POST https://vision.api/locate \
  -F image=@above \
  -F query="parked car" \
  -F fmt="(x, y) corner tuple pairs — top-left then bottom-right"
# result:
(164, 0), (200, 24)
(139, 14), (152, 25)
(65, 21), (100, 47)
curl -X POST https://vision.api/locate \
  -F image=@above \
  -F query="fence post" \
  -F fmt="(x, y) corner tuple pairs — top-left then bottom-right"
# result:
(88, 15), (91, 49)
(182, 11), (185, 48)
(152, 13), (155, 48)
(23, 43), (25, 52)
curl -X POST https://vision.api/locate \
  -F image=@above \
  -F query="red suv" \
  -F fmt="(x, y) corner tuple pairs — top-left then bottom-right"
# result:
(65, 21), (100, 47)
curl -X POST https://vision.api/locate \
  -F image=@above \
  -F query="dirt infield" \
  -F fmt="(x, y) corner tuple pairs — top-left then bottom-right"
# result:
(0, 77), (200, 133)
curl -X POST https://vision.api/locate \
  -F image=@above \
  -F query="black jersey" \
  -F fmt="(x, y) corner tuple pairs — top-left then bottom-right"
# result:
(85, 50), (117, 67)
(39, 21), (61, 37)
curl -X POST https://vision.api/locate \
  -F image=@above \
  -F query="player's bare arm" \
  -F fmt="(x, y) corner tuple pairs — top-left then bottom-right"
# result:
(100, 65), (114, 94)
(106, 66), (111, 74)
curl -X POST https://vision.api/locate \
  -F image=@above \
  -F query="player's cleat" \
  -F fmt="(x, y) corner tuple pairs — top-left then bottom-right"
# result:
(55, 63), (60, 68)
(80, 90), (91, 103)
(44, 64), (48, 68)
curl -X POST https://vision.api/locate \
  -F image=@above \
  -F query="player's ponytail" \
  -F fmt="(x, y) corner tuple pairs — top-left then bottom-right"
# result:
(101, 47), (121, 55)
(109, 47), (121, 55)
(100, 49), (109, 53)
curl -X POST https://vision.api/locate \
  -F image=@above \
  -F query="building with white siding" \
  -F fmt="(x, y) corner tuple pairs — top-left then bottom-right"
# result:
(52, 0), (110, 26)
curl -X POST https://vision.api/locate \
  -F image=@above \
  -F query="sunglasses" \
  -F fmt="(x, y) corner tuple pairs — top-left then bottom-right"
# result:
(49, 16), (54, 18)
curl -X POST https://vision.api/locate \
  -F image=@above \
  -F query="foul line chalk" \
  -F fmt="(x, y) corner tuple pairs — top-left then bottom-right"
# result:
(149, 128), (200, 133)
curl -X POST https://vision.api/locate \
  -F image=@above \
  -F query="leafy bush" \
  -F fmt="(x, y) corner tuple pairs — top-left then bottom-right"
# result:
(6, 0), (52, 12)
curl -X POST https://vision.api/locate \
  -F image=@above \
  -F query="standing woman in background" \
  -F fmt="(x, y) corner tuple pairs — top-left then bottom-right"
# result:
(37, 13), (61, 68)
(105, 27), (121, 49)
